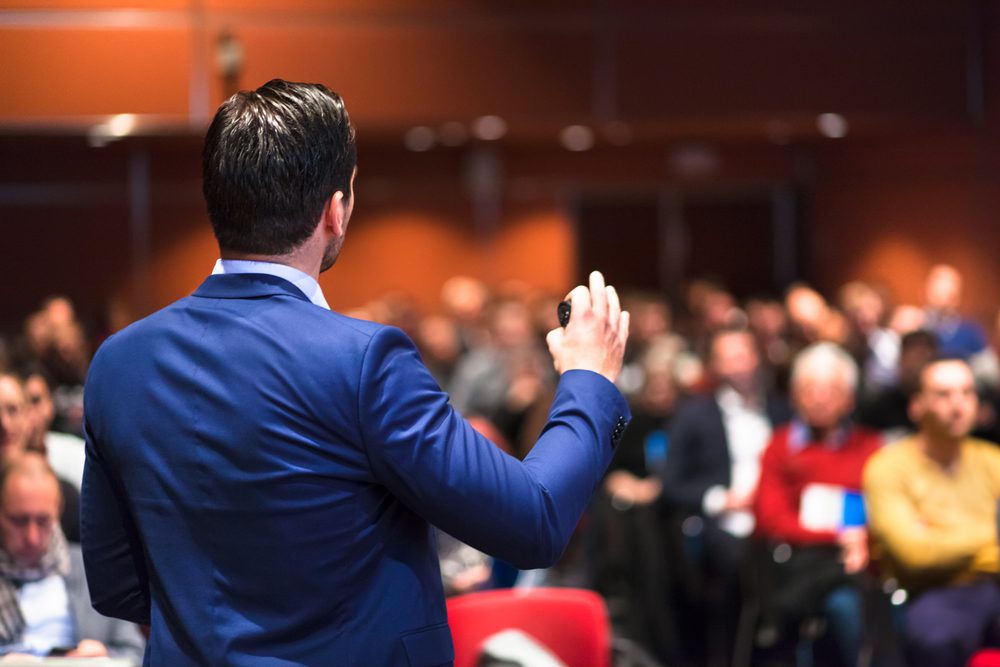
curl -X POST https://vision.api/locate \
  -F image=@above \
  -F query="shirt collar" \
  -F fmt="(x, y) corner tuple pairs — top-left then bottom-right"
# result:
(212, 259), (330, 310)
(788, 418), (851, 452)
(715, 384), (763, 414)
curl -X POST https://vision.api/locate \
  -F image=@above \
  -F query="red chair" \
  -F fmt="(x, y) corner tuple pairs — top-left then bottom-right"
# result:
(970, 649), (1000, 667)
(447, 587), (612, 667)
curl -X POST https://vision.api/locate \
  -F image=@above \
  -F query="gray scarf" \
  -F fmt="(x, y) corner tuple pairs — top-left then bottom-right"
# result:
(0, 526), (71, 645)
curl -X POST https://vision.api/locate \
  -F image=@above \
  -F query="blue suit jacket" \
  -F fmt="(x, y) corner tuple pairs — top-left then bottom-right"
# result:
(81, 273), (629, 666)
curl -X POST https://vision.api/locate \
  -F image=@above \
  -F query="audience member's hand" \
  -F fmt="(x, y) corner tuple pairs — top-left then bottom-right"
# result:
(605, 471), (661, 506)
(1, 654), (40, 662)
(546, 271), (629, 383)
(724, 488), (755, 512)
(635, 478), (662, 504)
(838, 526), (869, 574)
(450, 564), (492, 594)
(67, 639), (110, 658)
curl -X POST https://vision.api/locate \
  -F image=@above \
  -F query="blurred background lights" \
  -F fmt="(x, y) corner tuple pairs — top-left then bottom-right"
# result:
(559, 125), (595, 152)
(403, 126), (436, 152)
(471, 115), (507, 141)
(108, 113), (136, 137)
(817, 112), (849, 138)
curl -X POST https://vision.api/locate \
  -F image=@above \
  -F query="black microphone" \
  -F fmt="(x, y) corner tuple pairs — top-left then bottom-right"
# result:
(557, 301), (571, 328)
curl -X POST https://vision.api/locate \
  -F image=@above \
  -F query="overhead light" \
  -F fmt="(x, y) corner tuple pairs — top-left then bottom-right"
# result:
(559, 125), (595, 152)
(403, 126), (435, 152)
(87, 113), (137, 147)
(108, 113), (136, 137)
(817, 113), (848, 138)
(471, 115), (507, 141)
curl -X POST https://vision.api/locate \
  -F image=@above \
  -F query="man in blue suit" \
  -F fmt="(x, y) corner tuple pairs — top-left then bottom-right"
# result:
(81, 79), (631, 666)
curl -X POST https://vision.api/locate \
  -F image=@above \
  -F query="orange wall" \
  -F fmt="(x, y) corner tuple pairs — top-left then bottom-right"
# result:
(809, 128), (1000, 323)
(141, 199), (575, 317)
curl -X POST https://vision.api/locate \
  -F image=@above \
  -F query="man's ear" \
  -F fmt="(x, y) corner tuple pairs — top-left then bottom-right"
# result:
(322, 191), (347, 237)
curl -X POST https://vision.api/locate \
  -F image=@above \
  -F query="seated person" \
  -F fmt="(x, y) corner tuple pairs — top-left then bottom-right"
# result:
(660, 327), (790, 665)
(0, 373), (79, 542)
(858, 329), (938, 442)
(753, 342), (881, 667)
(864, 358), (1000, 667)
(21, 365), (86, 490)
(0, 452), (144, 661)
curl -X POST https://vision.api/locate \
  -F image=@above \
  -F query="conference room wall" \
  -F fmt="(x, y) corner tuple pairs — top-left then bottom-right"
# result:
(4, 128), (1000, 336)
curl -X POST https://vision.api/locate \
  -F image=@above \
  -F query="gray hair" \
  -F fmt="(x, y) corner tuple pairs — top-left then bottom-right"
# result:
(790, 342), (859, 393)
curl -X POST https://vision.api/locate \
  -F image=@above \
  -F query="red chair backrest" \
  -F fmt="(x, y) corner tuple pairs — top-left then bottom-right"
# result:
(970, 649), (1000, 667)
(447, 588), (612, 667)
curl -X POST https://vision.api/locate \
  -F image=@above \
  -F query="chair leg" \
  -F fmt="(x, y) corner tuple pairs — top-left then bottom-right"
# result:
(731, 599), (759, 667)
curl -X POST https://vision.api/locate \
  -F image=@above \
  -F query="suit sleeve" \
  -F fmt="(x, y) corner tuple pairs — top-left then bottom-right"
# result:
(80, 355), (152, 624)
(358, 327), (630, 570)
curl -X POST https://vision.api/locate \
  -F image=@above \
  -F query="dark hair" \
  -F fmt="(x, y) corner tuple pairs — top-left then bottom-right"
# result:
(202, 79), (357, 255)
(900, 329), (938, 353)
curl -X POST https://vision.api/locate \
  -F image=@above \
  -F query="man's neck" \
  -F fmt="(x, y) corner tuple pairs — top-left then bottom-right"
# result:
(918, 433), (963, 468)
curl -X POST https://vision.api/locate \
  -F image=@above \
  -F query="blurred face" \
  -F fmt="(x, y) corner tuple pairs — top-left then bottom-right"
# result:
(0, 473), (60, 568)
(786, 287), (827, 330)
(0, 377), (28, 459)
(925, 266), (962, 312)
(710, 331), (759, 395)
(641, 369), (677, 415)
(912, 360), (978, 441)
(792, 368), (854, 431)
(491, 302), (533, 348)
(417, 315), (461, 364)
(23, 375), (54, 445)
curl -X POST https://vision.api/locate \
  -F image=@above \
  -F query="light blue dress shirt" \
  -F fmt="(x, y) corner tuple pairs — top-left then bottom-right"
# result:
(212, 259), (330, 310)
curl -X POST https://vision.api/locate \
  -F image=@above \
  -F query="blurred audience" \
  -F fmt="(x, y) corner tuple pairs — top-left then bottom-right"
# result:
(593, 355), (679, 663)
(838, 280), (899, 401)
(20, 367), (85, 491)
(448, 297), (554, 454)
(865, 359), (1000, 667)
(752, 343), (881, 667)
(0, 452), (144, 662)
(923, 264), (1000, 388)
(0, 374), (79, 544)
(4, 263), (1000, 666)
(660, 328), (791, 666)
(858, 329), (939, 442)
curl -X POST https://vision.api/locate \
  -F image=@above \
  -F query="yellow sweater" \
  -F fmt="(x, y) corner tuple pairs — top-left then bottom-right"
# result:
(863, 436), (1000, 592)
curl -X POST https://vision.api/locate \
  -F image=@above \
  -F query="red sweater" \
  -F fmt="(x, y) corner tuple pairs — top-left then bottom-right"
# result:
(754, 423), (881, 546)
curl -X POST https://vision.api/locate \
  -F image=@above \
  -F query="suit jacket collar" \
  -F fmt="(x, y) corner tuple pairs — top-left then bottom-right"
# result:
(192, 273), (310, 303)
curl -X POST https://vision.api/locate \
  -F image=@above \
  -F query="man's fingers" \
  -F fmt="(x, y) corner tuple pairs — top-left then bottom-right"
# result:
(618, 311), (630, 349)
(568, 284), (591, 320)
(606, 285), (621, 330)
(589, 271), (608, 317)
